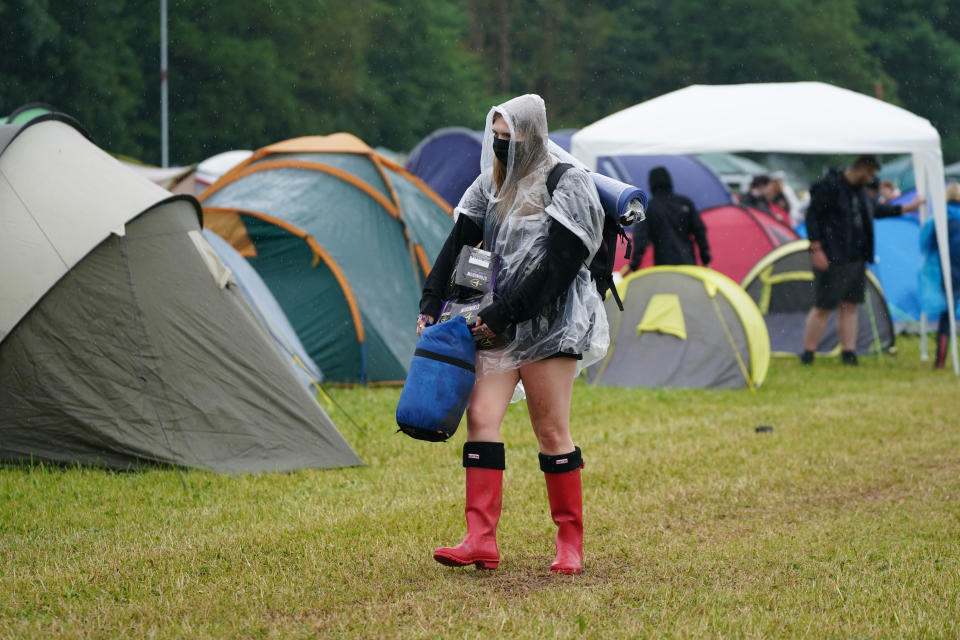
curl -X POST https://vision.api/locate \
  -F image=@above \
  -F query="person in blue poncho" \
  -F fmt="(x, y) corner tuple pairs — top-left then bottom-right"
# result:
(919, 182), (960, 368)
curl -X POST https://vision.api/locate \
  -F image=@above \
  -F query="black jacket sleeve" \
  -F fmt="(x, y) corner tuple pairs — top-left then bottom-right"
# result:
(688, 199), (711, 265)
(805, 181), (831, 245)
(419, 215), (483, 318)
(874, 202), (903, 220)
(479, 220), (589, 334)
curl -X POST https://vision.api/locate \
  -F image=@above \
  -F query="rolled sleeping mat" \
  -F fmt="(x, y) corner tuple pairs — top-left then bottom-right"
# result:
(591, 172), (648, 225)
(548, 140), (647, 225)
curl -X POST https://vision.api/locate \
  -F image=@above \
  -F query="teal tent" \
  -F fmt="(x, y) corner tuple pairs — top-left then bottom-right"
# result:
(200, 133), (454, 383)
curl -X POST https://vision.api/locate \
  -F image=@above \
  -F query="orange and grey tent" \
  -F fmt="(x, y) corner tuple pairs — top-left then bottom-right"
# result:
(199, 133), (454, 383)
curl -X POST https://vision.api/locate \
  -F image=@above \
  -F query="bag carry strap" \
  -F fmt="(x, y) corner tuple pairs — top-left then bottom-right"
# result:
(608, 280), (625, 311)
(546, 162), (574, 198)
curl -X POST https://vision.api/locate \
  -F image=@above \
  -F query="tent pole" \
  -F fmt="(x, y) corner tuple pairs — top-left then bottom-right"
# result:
(160, 0), (169, 168)
(920, 313), (928, 360)
(916, 154), (929, 360)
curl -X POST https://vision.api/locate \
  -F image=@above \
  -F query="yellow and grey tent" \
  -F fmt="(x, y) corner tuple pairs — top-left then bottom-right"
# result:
(199, 133), (454, 384)
(741, 239), (894, 356)
(587, 266), (770, 389)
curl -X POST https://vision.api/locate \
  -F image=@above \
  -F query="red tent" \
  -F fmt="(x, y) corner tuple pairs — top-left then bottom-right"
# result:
(619, 205), (798, 284)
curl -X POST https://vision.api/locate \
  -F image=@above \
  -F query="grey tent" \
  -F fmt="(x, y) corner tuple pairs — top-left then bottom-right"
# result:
(0, 115), (362, 472)
(587, 266), (770, 389)
(741, 239), (895, 356)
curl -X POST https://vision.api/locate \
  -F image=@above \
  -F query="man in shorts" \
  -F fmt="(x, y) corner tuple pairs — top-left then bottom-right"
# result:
(800, 155), (922, 365)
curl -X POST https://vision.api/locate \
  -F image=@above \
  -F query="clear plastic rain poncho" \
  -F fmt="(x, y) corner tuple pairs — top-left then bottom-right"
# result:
(454, 94), (609, 372)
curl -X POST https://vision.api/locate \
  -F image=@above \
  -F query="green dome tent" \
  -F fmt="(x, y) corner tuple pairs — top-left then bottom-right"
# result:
(0, 115), (362, 472)
(741, 239), (895, 357)
(200, 133), (454, 384)
(588, 266), (770, 389)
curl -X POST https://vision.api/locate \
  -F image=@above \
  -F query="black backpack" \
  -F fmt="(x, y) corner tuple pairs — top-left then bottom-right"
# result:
(546, 163), (631, 311)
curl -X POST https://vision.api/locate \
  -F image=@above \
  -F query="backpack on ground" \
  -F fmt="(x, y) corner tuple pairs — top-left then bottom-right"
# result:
(546, 162), (631, 311)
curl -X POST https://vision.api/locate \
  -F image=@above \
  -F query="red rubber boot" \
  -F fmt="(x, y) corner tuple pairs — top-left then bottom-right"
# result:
(544, 466), (583, 574)
(433, 466), (502, 570)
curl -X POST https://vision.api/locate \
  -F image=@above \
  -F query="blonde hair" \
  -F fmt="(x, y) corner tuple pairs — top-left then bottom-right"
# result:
(488, 108), (549, 223)
(946, 182), (960, 203)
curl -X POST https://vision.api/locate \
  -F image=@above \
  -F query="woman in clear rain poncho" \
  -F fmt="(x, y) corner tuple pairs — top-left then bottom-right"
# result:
(417, 94), (607, 574)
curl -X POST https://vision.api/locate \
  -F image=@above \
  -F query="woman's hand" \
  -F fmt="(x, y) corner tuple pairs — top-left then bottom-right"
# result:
(416, 314), (435, 336)
(471, 316), (496, 339)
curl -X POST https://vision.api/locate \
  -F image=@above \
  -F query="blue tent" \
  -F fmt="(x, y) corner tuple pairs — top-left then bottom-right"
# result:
(202, 229), (325, 389)
(405, 127), (483, 209)
(595, 155), (732, 213)
(549, 128), (577, 152)
(406, 127), (585, 208)
(408, 128), (731, 211)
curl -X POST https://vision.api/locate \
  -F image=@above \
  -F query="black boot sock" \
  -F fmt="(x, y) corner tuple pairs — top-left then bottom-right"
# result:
(539, 447), (583, 474)
(463, 441), (505, 470)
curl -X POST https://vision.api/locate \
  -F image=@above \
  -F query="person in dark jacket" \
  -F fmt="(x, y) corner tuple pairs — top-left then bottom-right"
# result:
(800, 155), (922, 365)
(627, 166), (711, 270)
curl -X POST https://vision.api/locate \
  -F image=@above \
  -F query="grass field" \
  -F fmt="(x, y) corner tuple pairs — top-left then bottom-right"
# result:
(2, 336), (959, 638)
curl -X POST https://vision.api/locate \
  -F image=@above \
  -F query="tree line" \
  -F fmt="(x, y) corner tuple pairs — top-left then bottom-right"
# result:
(2, 0), (958, 166)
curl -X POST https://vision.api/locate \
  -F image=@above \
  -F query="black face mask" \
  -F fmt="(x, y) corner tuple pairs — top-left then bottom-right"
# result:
(492, 137), (511, 165)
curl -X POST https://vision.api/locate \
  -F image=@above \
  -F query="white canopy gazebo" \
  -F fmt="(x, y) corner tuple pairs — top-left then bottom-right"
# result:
(573, 82), (956, 373)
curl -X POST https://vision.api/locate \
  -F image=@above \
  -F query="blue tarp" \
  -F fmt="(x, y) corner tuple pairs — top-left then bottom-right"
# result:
(871, 217), (922, 323)
(203, 229), (325, 388)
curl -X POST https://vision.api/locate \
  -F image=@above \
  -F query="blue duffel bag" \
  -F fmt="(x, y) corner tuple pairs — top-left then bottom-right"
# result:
(396, 316), (476, 442)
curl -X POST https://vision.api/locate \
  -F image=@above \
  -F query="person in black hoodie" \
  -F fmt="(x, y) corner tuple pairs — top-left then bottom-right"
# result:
(801, 155), (922, 365)
(627, 166), (711, 270)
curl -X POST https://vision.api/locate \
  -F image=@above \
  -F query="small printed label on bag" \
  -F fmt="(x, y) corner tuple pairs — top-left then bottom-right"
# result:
(557, 458), (568, 465)
(467, 453), (480, 460)
(468, 256), (490, 269)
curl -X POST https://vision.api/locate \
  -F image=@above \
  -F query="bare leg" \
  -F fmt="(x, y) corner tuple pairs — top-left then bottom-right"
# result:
(433, 360), (519, 571)
(521, 356), (583, 574)
(519, 357), (578, 454)
(803, 306), (834, 352)
(837, 302), (859, 352)
(465, 360), (520, 443)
